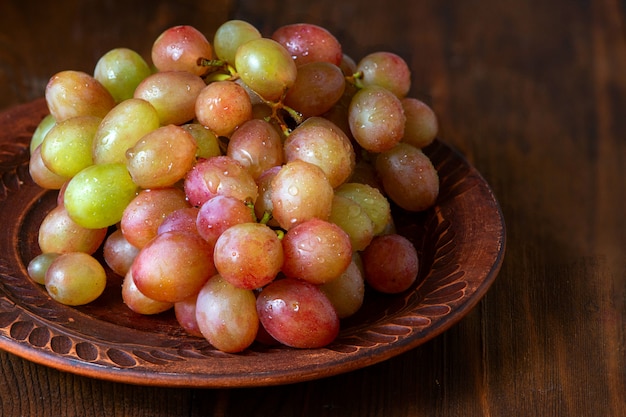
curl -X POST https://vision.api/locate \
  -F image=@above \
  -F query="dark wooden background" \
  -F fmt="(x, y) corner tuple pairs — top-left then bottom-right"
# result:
(1, 0), (625, 415)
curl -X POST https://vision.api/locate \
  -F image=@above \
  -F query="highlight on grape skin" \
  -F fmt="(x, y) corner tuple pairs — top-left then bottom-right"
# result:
(28, 19), (442, 353)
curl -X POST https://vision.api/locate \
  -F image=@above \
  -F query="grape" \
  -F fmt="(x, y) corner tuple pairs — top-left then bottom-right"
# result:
(281, 218), (352, 285)
(362, 234), (419, 293)
(134, 70), (206, 126)
(375, 142), (439, 211)
(253, 165), (281, 228)
(195, 274), (259, 353)
(92, 98), (160, 165)
(283, 61), (346, 118)
(38, 204), (108, 255)
(270, 159), (334, 230)
(256, 278), (339, 348)
(120, 187), (190, 248)
(271, 23), (343, 66)
(151, 25), (213, 76)
(338, 54), (357, 76)
(45, 70), (115, 122)
(335, 182), (391, 235)
(126, 124), (197, 188)
(174, 294), (203, 337)
(27, 252), (61, 285)
(328, 194), (374, 251)
(234, 38), (297, 102)
(94, 47), (152, 103)
(214, 222), (283, 290)
(45, 252), (107, 306)
(283, 116), (355, 188)
(63, 163), (139, 229)
(183, 156), (258, 207)
(401, 97), (438, 149)
(157, 207), (200, 236)
(131, 230), (216, 303)
(320, 255), (365, 318)
(181, 123), (222, 160)
(356, 51), (411, 98)
(213, 20), (262, 65)
(103, 228), (139, 277)
(29, 145), (69, 190)
(30, 114), (56, 155)
(226, 118), (284, 180)
(348, 85), (406, 153)
(121, 269), (174, 315)
(195, 80), (253, 137)
(196, 195), (256, 249)
(40, 115), (100, 178)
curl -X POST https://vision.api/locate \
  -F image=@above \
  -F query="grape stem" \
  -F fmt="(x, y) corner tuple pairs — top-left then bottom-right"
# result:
(346, 71), (364, 89)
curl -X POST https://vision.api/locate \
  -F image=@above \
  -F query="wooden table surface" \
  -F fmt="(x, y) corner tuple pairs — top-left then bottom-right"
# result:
(1, 0), (624, 415)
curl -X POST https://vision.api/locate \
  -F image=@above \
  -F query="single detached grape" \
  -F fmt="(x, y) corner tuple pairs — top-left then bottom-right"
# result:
(362, 234), (419, 293)
(45, 252), (107, 306)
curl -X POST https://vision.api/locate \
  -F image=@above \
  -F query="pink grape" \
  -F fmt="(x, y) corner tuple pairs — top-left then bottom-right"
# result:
(283, 61), (346, 118)
(195, 80), (253, 137)
(45, 252), (107, 306)
(401, 97), (439, 148)
(174, 294), (203, 337)
(151, 25), (213, 76)
(121, 269), (174, 315)
(157, 207), (200, 236)
(38, 204), (107, 255)
(226, 118), (284, 180)
(214, 222), (284, 290)
(256, 278), (339, 348)
(195, 195), (256, 248)
(281, 218), (352, 285)
(271, 23), (343, 66)
(29, 145), (68, 190)
(356, 51), (412, 98)
(103, 228), (140, 277)
(362, 234), (419, 293)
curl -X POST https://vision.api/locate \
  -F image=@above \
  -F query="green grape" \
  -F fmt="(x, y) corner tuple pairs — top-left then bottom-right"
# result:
(213, 19), (262, 65)
(181, 123), (222, 159)
(94, 47), (152, 103)
(92, 98), (160, 165)
(328, 194), (374, 251)
(27, 252), (61, 285)
(40, 115), (100, 178)
(38, 204), (108, 254)
(63, 163), (139, 229)
(30, 114), (56, 155)
(235, 38), (297, 102)
(320, 254), (365, 318)
(45, 252), (107, 306)
(335, 182), (391, 235)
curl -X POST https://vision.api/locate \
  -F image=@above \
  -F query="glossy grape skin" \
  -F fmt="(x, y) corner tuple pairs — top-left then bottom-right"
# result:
(45, 252), (107, 306)
(174, 294), (203, 337)
(120, 187), (190, 249)
(356, 51), (412, 98)
(283, 116), (355, 188)
(38, 204), (108, 255)
(375, 142), (439, 212)
(270, 159), (334, 230)
(348, 85), (406, 153)
(29, 145), (69, 190)
(235, 38), (297, 102)
(335, 182), (391, 235)
(103, 228), (139, 277)
(27, 252), (61, 285)
(195, 80), (253, 137)
(256, 278), (340, 348)
(195, 195), (256, 249)
(226, 118), (284, 180)
(92, 98), (160, 165)
(181, 123), (222, 160)
(125, 124), (197, 189)
(283, 61), (346, 118)
(362, 234), (419, 293)
(151, 25), (213, 76)
(30, 113), (56, 155)
(401, 97), (439, 149)
(253, 165), (281, 228)
(281, 218), (352, 285)
(195, 274), (259, 353)
(320, 255), (365, 318)
(328, 194), (375, 251)
(183, 156), (258, 207)
(131, 230), (216, 303)
(63, 163), (139, 229)
(94, 47), (152, 103)
(121, 269), (173, 315)
(40, 115), (100, 178)
(157, 207), (200, 236)
(213, 222), (284, 290)
(134, 71), (206, 126)
(271, 23), (343, 66)
(213, 19), (262, 65)
(45, 70), (115, 122)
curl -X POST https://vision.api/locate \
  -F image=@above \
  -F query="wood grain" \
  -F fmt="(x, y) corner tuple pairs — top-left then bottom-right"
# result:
(0, 0), (624, 415)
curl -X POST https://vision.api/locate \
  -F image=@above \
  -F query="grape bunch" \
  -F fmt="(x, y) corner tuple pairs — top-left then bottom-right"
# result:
(27, 20), (440, 352)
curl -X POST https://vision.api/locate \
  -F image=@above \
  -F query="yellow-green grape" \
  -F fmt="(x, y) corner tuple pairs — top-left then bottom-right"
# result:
(45, 252), (107, 306)
(30, 114), (56, 155)
(94, 47), (153, 103)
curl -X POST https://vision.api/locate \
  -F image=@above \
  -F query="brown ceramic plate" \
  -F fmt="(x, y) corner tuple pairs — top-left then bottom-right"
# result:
(0, 99), (505, 388)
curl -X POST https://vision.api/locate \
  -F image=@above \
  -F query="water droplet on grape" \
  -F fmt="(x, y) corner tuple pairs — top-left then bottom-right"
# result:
(288, 185), (299, 196)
